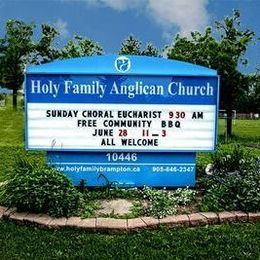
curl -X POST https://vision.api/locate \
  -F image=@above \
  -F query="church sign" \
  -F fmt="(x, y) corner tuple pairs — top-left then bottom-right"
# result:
(25, 55), (219, 187)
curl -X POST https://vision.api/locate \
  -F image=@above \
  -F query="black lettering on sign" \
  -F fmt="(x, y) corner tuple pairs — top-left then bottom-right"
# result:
(77, 120), (97, 127)
(161, 121), (181, 128)
(142, 129), (149, 137)
(101, 138), (115, 146)
(121, 138), (158, 146)
(92, 129), (113, 136)
(192, 112), (204, 119)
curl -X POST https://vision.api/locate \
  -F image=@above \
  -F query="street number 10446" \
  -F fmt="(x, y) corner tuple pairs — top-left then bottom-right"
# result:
(106, 153), (138, 162)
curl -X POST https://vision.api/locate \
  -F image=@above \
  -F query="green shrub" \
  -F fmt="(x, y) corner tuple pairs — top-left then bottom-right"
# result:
(200, 175), (240, 212)
(211, 144), (255, 174)
(200, 145), (260, 212)
(0, 157), (83, 217)
(201, 168), (260, 212)
(142, 186), (196, 218)
(142, 186), (177, 218)
(170, 187), (197, 206)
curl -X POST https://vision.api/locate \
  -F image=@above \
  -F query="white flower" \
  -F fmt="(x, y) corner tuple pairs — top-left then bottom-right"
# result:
(205, 164), (214, 175)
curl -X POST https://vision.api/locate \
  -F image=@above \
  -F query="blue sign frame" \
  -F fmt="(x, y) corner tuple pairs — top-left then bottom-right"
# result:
(25, 55), (219, 153)
(25, 55), (219, 187)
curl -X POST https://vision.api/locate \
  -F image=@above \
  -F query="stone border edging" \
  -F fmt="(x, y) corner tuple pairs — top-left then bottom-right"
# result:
(0, 206), (260, 233)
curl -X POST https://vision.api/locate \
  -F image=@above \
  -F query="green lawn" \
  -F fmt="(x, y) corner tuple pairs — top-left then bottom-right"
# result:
(0, 220), (259, 259)
(0, 99), (44, 182)
(218, 118), (260, 144)
(0, 107), (23, 147)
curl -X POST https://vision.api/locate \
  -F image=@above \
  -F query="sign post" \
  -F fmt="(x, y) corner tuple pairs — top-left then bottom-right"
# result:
(25, 55), (219, 187)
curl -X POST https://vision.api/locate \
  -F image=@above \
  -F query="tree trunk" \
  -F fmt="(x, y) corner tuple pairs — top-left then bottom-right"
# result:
(226, 108), (233, 138)
(13, 88), (18, 110)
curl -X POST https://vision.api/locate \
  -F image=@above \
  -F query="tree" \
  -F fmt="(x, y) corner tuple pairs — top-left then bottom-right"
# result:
(34, 24), (60, 64)
(142, 43), (159, 57)
(0, 20), (58, 109)
(167, 10), (255, 137)
(58, 35), (103, 59)
(0, 20), (103, 109)
(250, 72), (260, 113)
(0, 20), (34, 108)
(119, 35), (142, 55)
(119, 35), (160, 57)
(236, 72), (260, 113)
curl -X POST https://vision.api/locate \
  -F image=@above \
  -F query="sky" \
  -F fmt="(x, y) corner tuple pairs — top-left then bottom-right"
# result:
(0, 0), (259, 73)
